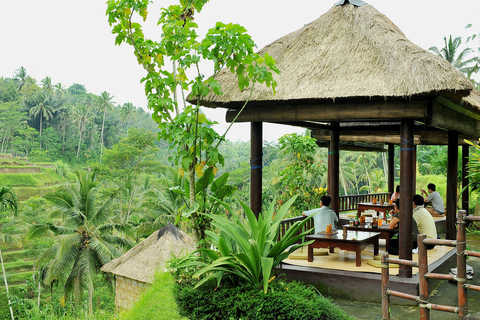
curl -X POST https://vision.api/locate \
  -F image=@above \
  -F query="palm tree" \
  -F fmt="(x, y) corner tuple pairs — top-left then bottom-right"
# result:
(0, 186), (21, 320)
(97, 92), (115, 163)
(13, 66), (28, 91)
(41, 76), (54, 94)
(27, 171), (133, 315)
(429, 35), (480, 80)
(71, 102), (92, 158)
(0, 186), (18, 216)
(120, 102), (136, 133)
(29, 92), (55, 149)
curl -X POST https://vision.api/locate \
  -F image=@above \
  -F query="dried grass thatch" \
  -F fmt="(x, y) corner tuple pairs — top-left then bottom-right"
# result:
(101, 223), (195, 283)
(197, 3), (474, 107)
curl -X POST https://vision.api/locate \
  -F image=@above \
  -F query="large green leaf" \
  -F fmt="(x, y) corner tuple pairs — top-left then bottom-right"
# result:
(261, 257), (274, 293)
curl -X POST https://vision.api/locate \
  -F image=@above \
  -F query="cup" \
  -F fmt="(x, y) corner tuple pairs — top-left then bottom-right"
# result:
(379, 219), (383, 226)
(389, 199), (393, 205)
(349, 220), (354, 227)
(372, 198), (377, 204)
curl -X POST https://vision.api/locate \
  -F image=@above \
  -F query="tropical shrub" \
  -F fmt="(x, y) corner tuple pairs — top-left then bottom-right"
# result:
(173, 196), (313, 293)
(175, 279), (352, 320)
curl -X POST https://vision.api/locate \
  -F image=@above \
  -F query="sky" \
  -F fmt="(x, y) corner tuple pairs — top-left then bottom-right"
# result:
(1, 0), (479, 142)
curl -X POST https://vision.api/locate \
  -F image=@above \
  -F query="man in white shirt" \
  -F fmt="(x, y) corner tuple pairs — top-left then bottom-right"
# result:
(412, 194), (437, 250)
(302, 195), (338, 234)
(421, 183), (445, 216)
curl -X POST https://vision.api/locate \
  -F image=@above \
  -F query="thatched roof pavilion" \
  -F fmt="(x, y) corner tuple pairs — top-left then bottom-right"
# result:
(191, 1), (480, 278)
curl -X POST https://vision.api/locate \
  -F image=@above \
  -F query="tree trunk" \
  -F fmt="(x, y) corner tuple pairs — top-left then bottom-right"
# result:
(76, 121), (84, 159)
(88, 286), (93, 315)
(37, 282), (41, 307)
(1, 248), (15, 320)
(100, 110), (106, 163)
(39, 114), (43, 150)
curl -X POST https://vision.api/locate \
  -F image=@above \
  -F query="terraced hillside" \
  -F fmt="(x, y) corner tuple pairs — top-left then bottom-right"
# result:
(0, 153), (64, 200)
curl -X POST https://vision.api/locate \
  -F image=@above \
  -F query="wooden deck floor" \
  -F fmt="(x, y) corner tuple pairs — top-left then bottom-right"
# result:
(283, 239), (453, 275)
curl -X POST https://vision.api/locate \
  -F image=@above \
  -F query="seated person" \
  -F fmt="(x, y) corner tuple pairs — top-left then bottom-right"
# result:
(302, 195), (338, 233)
(391, 185), (400, 202)
(421, 183), (445, 216)
(412, 194), (437, 250)
(388, 198), (400, 230)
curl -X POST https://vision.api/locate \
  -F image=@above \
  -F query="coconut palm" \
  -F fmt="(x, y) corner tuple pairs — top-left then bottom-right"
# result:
(0, 187), (21, 320)
(27, 170), (134, 315)
(29, 92), (55, 149)
(13, 66), (28, 91)
(0, 186), (18, 216)
(97, 91), (115, 163)
(71, 102), (92, 158)
(429, 35), (480, 80)
(120, 102), (135, 133)
(41, 76), (54, 94)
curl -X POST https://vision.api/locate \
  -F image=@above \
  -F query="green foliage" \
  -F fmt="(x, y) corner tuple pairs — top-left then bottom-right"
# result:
(0, 172), (62, 187)
(175, 279), (352, 320)
(120, 272), (187, 320)
(28, 170), (134, 314)
(276, 133), (326, 215)
(174, 196), (313, 293)
(0, 185), (18, 215)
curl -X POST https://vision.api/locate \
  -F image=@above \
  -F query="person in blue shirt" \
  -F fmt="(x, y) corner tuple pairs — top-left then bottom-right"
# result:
(302, 195), (338, 233)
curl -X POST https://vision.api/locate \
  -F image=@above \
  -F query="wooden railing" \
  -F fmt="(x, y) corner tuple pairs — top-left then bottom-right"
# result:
(339, 192), (390, 212)
(278, 216), (314, 241)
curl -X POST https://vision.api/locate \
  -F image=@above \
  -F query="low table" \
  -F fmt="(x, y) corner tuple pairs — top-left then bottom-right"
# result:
(344, 225), (398, 250)
(357, 202), (394, 218)
(306, 231), (380, 267)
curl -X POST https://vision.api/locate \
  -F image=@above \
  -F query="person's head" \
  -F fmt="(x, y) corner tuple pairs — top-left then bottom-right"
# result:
(427, 183), (436, 192)
(396, 185), (400, 193)
(413, 194), (424, 206)
(320, 195), (331, 207)
(393, 198), (400, 213)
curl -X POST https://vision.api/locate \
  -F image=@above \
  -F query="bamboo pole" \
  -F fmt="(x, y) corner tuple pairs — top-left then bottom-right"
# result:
(381, 253), (390, 320)
(417, 234), (430, 320)
(456, 210), (468, 319)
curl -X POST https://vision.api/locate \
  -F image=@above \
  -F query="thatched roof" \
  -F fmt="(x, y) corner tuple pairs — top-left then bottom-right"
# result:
(197, 3), (475, 108)
(101, 223), (195, 283)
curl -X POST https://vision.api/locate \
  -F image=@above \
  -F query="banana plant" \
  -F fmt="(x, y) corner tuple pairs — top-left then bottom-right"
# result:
(174, 195), (314, 293)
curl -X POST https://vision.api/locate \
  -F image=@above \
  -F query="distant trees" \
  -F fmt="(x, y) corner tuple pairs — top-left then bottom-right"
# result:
(28, 92), (55, 149)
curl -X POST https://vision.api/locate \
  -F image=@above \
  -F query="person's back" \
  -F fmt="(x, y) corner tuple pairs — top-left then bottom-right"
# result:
(303, 195), (338, 233)
(413, 197), (438, 240)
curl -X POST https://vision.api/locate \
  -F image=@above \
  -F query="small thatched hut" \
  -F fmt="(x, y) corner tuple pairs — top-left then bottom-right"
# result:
(101, 223), (195, 312)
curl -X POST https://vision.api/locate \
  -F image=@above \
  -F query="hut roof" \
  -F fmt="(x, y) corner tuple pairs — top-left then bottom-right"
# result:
(197, 3), (477, 110)
(101, 223), (195, 283)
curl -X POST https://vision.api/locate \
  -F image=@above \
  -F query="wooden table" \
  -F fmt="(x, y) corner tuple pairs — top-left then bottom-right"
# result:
(306, 231), (380, 267)
(357, 202), (394, 218)
(344, 225), (398, 250)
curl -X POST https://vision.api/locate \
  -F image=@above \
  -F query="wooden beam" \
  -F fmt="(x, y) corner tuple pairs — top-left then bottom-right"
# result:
(431, 101), (480, 137)
(399, 119), (414, 278)
(250, 122), (262, 218)
(316, 142), (386, 152)
(312, 133), (421, 145)
(225, 101), (429, 123)
(446, 131), (458, 240)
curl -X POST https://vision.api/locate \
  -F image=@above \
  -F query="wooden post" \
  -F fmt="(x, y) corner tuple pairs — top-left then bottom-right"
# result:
(446, 131), (458, 240)
(250, 122), (262, 218)
(330, 122), (340, 215)
(417, 234), (430, 320)
(399, 119), (414, 278)
(381, 252), (391, 320)
(462, 145), (469, 213)
(457, 210), (468, 319)
(413, 145), (417, 192)
(388, 144), (394, 197)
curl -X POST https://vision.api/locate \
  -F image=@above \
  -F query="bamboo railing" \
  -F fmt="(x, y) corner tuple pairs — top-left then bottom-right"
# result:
(381, 210), (480, 320)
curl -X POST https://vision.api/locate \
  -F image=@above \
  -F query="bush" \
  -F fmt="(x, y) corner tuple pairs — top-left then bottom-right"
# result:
(175, 279), (352, 320)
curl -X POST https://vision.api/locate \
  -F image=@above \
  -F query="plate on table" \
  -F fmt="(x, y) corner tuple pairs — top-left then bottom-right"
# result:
(318, 230), (338, 235)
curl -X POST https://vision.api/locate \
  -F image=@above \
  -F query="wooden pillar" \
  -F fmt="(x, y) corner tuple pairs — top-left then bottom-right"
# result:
(413, 145), (417, 193)
(250, 122), (263, 218)
(446, 131), (458, 239)
(462, 145), (469, 213)
(399, 119), (414, 278)
(329, 122), (340, 215)
(388, 144), (394, 196)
